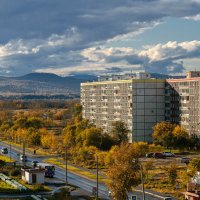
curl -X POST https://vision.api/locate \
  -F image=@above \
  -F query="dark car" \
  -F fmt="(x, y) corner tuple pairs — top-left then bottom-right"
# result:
(31, 160), (39, 167)
(153, 152), (166, 159)
(1, 147), (8, 154)
(181, 157), (191, 164)
(146, 152), (154, 158)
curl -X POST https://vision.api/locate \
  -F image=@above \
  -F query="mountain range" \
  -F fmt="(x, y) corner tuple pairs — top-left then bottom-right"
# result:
(0, 72), (184, 99)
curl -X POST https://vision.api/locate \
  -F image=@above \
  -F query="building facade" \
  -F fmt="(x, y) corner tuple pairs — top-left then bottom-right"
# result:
(81, 73), (165, 142)
(165, 71), (200, 136)
(81, 71), (200, 142)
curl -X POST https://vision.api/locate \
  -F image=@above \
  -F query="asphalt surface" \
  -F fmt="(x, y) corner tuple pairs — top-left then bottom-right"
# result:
(0, 142), (177, 200)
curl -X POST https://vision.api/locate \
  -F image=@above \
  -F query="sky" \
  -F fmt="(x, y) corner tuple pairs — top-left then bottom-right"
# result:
(0, 0), (200, 77)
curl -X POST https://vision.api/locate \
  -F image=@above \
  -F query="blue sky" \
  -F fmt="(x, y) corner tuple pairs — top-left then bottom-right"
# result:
(0, 0), (200, 76)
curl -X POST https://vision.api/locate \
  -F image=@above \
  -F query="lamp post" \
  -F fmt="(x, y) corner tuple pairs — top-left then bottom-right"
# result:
(96, 154), (99, 200)
(65, 145), (68, 186)
(133, 159), (145, 200)
(9, 136), (12, 161)
(139, 162), (145, 200)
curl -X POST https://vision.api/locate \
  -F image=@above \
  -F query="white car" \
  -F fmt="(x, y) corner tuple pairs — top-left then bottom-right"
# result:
(20, 155), (27, 162)
(162, 152), (175, 157)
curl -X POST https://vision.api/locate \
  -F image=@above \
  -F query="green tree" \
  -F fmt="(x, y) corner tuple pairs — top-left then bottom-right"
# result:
(172, 125), (189, 150)
(188, 134), (200, 150)
(152, 121), (176, 148)
(106, 143), (141, 200)
(81, 127), (103, 148)
(110, 121), (129, 145)
(0, 160), (6, 172)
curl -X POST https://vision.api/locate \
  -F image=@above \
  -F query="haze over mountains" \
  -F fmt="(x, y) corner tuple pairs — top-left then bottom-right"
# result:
(0, 72), (184, 99)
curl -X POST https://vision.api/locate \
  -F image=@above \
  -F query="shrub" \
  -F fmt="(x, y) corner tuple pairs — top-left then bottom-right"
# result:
(10, 168), (21, 177)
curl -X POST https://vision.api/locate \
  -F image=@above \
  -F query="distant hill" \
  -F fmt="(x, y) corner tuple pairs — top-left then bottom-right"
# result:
(150, 73), (185, 79)
(0, 73), (97, 99)
(0, 72), (184, 99)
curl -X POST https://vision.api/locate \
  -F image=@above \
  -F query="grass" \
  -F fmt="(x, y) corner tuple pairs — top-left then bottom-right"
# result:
(0, 180), (17, 193)
(0, 154), (15, 162)
(143, 160), (188, 200)
(43, 158), (107, 182)
(3, 140), (51, 156)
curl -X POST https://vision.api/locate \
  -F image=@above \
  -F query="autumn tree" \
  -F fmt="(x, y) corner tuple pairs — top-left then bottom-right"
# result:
(152, 121), (176, 148)
(110, 121), (129, 145)
(106, 143), (141, 200)
(164, 161), (178, 186)
(81, 127), (103, 148)
(187, 158), (200, 177)
(63, 125), (77, 147)
(172, 125), (189, 150)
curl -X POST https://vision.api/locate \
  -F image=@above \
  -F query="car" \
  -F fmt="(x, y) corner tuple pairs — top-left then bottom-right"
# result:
(153, 152), (166, 159)
(162, 152), (175, 157)
(181, 157), (191, 164)
(31, 160), (39, 167)
(146, 152), (154, 158)
(20, 154), (27, 162)
(1, 147), (8, 154)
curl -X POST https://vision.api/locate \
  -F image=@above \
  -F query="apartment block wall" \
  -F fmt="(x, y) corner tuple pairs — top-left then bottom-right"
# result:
(81, 79), (165, 142)
(132, 80), (165, 142)
(166, 77), (200, 136)
(81, 80), (133, 137)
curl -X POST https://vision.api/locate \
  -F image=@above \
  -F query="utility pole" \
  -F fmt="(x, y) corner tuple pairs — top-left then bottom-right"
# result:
(9, 136), (12, 161)
(23, 142), (26, 167)
(96, 154), (99, 200)
(65, 146), (68, 185)
(140, 162), (145, 200)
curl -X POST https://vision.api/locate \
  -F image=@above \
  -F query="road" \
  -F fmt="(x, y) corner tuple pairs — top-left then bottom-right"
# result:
(0, 141), (110, 199)
(0, 142), (176, 200)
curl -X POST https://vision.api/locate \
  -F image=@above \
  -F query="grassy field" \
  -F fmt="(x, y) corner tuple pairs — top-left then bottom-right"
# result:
(43, 158), (107, 182)
(0, 180), (17, 193)
(3, 141), (51, 156)
(0, 154), (15, 162)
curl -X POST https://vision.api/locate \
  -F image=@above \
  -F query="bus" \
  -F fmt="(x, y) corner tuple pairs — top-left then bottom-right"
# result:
(36, 163), (55, 178)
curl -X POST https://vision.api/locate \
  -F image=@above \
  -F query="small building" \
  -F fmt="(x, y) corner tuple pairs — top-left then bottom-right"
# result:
(21, 167), (45, 184)
(185, 191), (200, 200)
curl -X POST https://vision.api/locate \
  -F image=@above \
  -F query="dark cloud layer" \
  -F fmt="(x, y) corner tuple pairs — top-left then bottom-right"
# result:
(0, 0), (200, 76)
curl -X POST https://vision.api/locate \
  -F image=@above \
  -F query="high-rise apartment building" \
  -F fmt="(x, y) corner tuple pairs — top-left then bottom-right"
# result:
(165, 71), (200, 136)
(81, 71), (200, 142)
(81, 72), (165, 142)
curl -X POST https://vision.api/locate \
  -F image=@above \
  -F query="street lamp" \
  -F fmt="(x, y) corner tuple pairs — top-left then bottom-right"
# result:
(65, 145), (68, 186)
(96, 154), (99, 200)
(9, 136), (12, 161)
(133, 159), (145, 200)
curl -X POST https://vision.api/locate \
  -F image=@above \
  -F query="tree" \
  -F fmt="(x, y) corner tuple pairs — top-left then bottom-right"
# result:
(0, 160), (6, 172)
(188, 134), (200, 150)
(63, 125), (77, 147)
(172, 125), (189, 150)
(110, 121), (129, 145)
(81, 127), (103, 148)
(152, 121), (176, 148)
(187, 158), (200, 177)
(164, 161), (178, 185)
(106, 143), (141, 200)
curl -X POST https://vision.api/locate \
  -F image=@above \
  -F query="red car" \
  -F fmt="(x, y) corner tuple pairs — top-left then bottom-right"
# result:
(153, 152), (166, 159)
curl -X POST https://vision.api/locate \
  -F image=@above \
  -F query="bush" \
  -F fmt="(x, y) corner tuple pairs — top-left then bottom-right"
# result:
(10, 168), (21, 176)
